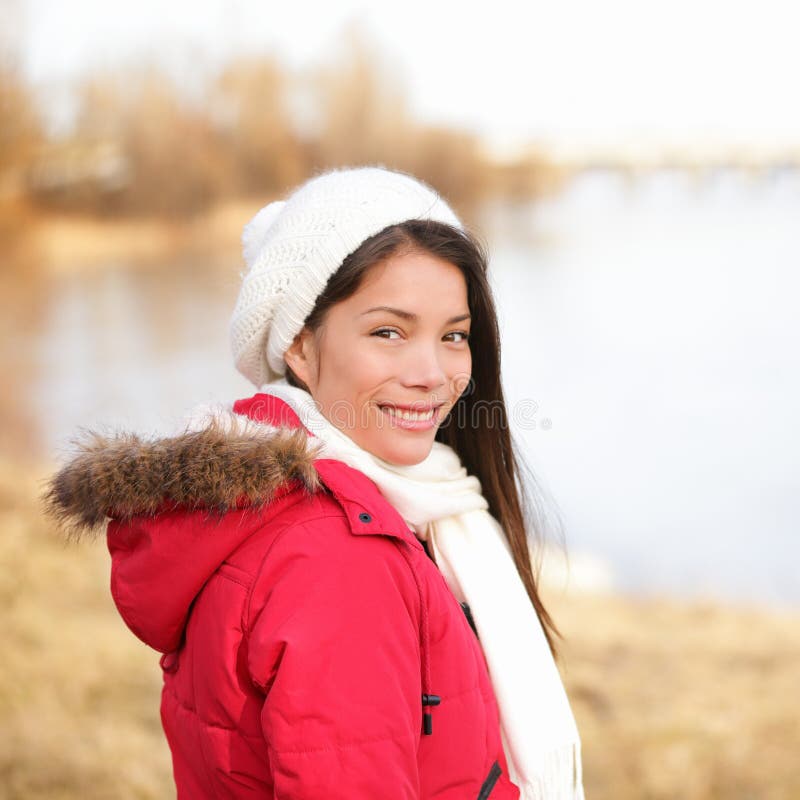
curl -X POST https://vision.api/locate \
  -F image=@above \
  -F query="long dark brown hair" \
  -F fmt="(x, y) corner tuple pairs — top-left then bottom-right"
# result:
(285, 218), (563, 658)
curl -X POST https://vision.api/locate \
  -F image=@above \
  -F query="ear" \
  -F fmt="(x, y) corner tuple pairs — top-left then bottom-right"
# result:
(283, 327), (317, 390)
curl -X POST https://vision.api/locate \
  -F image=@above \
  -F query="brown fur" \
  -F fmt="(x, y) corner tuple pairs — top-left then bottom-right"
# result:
(41, 419), (323, 538)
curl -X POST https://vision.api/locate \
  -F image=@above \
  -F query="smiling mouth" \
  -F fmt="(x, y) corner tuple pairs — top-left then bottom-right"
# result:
(380, 406), (435, 422)
(376, 403), (445, 426)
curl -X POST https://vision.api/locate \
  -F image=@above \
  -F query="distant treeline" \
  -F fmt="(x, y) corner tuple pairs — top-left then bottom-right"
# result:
(0, 31), (561, 220)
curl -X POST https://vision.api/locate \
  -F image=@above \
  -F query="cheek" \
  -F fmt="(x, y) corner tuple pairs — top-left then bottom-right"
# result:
(318, 340), (389, 401)
(447, 350), (472, 395)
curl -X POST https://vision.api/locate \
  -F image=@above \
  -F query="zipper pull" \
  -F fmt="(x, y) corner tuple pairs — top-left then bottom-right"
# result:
(421, 693), (441, 735)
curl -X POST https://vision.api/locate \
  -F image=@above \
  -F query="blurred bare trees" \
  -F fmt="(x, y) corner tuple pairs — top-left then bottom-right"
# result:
(306, 29), (488, 213)
(1, 27), (549, 221)
(212, 57), (307, 195)
(0, 62), (42, 193)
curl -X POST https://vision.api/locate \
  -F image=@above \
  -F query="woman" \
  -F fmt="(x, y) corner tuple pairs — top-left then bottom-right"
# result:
(45, 166), (584, 799)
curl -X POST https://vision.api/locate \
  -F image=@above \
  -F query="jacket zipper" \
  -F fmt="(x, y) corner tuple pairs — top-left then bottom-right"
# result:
(460, 601), (479, 639)
(395, 539), (439, 736)
(477, 760), (502, 799)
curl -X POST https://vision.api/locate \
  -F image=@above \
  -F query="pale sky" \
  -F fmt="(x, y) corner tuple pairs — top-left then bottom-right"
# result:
(14, 0), (800, 152)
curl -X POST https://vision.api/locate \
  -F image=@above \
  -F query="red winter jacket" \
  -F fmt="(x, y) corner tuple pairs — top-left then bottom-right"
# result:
(49, 393), (520, 799)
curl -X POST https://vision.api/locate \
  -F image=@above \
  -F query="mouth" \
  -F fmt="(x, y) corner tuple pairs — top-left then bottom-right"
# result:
(376, 402), (445, 430)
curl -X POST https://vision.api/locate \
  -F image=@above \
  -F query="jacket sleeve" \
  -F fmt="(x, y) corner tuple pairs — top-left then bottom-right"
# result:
(246, 516), (423, 800)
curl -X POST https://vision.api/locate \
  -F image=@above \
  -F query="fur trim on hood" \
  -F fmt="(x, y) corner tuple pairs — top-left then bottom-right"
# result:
(42, 416), (323, 537)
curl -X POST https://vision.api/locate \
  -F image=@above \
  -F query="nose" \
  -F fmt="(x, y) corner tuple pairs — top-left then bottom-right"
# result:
(401, 341), (448, 391)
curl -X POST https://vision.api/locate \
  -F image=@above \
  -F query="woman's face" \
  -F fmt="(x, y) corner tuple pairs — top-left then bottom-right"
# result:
(284, 248), (472, 465)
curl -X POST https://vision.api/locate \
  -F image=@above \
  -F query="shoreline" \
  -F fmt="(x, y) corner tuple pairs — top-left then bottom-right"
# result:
(5, 198), (268, 274)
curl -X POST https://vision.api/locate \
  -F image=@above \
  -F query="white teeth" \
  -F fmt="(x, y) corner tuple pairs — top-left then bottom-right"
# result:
(381, 406), (435, 421)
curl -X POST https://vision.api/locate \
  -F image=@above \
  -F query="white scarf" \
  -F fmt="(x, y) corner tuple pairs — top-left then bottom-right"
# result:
(189, 379), (584, 799)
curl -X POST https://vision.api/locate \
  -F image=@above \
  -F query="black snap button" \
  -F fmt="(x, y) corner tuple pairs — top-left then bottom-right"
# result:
(358, 512), (372, 523)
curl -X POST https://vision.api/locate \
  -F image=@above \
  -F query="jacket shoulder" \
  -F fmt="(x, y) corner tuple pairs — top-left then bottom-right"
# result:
(243, 500), (422, 638)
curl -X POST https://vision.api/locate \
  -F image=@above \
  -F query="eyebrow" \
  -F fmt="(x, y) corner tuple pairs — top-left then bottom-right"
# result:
(360, 305), (471, 325)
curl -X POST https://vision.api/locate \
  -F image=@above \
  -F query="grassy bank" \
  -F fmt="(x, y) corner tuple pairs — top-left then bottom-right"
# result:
(2, 460), (799, 799)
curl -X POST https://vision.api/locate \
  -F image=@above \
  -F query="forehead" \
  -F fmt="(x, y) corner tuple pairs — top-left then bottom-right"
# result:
(353, 250), (468, 303)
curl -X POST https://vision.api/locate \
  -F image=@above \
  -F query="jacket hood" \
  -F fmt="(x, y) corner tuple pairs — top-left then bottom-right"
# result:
(42, 394), (420, 653)
(42, 397), (330, 651)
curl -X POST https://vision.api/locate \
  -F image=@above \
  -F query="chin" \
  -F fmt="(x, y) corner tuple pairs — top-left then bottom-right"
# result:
(370, 434), (434, 467)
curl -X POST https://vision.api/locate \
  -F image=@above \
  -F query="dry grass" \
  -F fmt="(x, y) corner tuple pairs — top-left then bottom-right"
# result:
(0, 462), (173, 798)
(3, 459), (799, 799)
(546, 589), (800, 799)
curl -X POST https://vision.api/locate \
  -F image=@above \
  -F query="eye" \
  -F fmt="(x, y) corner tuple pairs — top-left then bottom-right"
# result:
(445, 331), (470, 343)
(371, 327), (402, 339)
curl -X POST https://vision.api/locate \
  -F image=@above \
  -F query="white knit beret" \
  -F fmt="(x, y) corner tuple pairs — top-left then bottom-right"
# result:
(229, 165), (464, 388)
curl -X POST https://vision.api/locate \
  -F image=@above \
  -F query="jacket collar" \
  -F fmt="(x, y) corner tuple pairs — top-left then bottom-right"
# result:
(233, 393), (421, 548)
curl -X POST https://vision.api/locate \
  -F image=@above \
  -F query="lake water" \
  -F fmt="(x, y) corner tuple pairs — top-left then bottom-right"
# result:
(11, 170), (800, 608)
